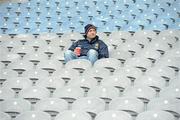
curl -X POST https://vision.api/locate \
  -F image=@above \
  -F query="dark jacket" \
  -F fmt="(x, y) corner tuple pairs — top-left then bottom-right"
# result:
(68, 35), (109, 59)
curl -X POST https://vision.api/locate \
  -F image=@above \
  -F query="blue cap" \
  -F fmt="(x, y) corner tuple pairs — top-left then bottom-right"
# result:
(84, 24), (96, 34)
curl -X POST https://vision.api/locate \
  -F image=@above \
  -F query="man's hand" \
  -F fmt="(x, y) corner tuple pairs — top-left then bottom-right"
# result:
(74, 47), (81, 56)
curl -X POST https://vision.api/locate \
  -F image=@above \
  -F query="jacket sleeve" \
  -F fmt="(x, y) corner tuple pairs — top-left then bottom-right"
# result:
(68, 41), (78, 51)
(99, 42), (109, 59)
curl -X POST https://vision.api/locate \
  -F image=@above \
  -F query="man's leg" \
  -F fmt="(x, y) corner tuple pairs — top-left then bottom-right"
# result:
(87, 49), (98, 64)
(64, 50), (77, 63)
(78, 56), (88, 60)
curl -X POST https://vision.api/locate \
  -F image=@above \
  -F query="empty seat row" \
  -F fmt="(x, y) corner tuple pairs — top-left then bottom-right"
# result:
(0, 96), (179, 119)
(0, 110), (177, 120)
(1, 83), (179, 104)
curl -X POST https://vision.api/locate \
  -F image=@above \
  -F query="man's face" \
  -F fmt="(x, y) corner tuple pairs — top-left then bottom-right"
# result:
(86, 28), (97, 39)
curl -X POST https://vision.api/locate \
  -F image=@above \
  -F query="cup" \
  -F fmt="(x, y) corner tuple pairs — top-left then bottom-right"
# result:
(74, 47), (81, 56)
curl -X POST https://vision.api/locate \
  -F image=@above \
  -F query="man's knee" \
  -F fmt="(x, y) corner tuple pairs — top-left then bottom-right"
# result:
(87, 49), (98, 56)
(64, 50), (76, 63)
(64, 50), (74, 56)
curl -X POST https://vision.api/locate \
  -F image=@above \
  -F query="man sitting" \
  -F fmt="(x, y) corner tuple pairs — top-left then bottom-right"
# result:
(64, 24), (109, 64)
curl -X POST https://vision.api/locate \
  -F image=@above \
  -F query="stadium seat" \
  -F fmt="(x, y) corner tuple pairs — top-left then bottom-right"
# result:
(113, 66), (143, 85)
(2, 38), (21, 52)
(11, 60), (33, 76)
(135, 75), (166, 95)
(94, 58), (121, 72)
(65, 59), (92, 73)
(13, 45), (33, 59)
(72, 97), (105, 117)
(67, 76), (97, 94)
(148, 39), (171, 55)
(14, 111), (51, 120)
(42, 46), (61, 60)
(138, 49), (162, 64)
(15, 34), (34, 45)
(97, 32), (109, 41)
(166, 49), (180, 58)
(0, 98), (31, 118)
(110, 50), (131, 64)
(19, 86), (50, 104)
(160, 84), (180, 99)
(125, 57), (153, 72)
(52, 68), (80, 83)
(0, 111), (11, 120)
(25, 39), (47, 50)
(118, 41), (142, 56)
(36, 76), (65, 95)
(159, 30), (180, 39)
(39, 33), (58, 42)
(27, 68), (49, 84)
(55, 110), (92, 120)
(34, 98), (68, 117)
(27, 51), (47, 64)
(38, 59), (63, 73)
(146, 66), (176, 85)
(109, 31), (132, 41)
(0, 52), (20, 69)
(60, 32), (84, 41)
(103, 37), (122, 49)
(50, 37), (72, 51)
(53, 50), (66, 62)
(101, 74), (131, 94)
(109, 97), (144, 117)
(0, 69), (18, 82)
(147, 97), (180, 118)
(95, 110), (132, 120)
(87, 85), (119, 102)
(136, 110), (175, 120)
(2, 77), (32, 96)
(53, 85), (84, 104)
(123, 85), (156, 106)
(132, 30), (157, 42)
(83, 67), (111, 83)
(0, 87), (15, 101)
(158, 57), (180, 72)
(158, 35), (178, 46)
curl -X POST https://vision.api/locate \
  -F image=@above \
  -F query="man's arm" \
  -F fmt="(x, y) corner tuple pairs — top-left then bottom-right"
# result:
(68, 41), (78, 51)
(99, 42), (109, 59)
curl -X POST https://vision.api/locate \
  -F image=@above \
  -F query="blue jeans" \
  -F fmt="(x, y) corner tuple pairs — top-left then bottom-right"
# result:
(64, 49), (98, 64)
